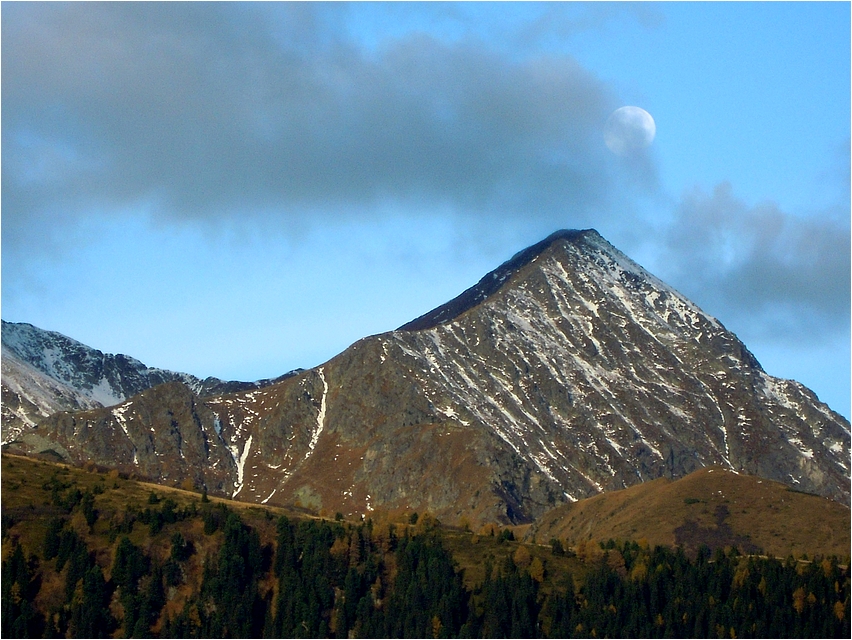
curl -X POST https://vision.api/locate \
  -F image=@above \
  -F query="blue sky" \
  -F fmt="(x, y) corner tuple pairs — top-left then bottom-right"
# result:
(3, 2), (850, 418)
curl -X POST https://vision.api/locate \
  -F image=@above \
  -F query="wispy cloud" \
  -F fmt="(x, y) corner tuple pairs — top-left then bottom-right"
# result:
(662, 181), (850, 342)
(516, 1), (664, 47)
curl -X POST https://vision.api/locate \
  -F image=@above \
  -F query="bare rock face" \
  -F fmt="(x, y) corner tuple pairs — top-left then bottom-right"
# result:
(17, 230), (851, 524)
(27, 381), (236, 493)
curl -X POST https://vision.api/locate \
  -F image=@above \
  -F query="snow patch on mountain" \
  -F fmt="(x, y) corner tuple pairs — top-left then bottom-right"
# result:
(231, 435), (253, 498)
(306, 367), (328, 459)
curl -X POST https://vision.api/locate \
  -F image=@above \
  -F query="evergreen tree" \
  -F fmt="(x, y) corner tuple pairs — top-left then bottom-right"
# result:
(2, 543), (45, 638)
(68, 564), (115, 638)
(200, 510), (266, 638)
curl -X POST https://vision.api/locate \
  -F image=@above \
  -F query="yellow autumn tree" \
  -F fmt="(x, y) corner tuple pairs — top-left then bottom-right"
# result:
(513, 545), (532, 569)
(529, 556), (545, 583)
(792, 586), (806, 614)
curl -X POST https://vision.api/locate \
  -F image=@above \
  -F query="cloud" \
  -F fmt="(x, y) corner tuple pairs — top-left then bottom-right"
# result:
(662, 182), (850, 342)
(5, 2), (842, 359)
(2, 2), (651, 259)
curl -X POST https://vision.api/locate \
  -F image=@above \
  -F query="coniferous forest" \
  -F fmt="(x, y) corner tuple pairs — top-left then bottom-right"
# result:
(2, 456), (850, 638)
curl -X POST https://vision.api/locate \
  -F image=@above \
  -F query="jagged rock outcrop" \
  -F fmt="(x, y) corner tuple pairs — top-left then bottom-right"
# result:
(29, 381), (236, 493)
(14, 230), (851, 524)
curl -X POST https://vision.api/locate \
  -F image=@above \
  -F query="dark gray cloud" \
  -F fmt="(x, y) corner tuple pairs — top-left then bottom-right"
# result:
(2, 2), (645, 256)
(3, 2), (845, 353)
(662, 182), (850, 342)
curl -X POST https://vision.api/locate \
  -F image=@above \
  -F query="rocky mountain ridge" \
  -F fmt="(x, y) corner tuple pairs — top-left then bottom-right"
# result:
(5, 230), (850, 525)
(1, 320), (296, 444)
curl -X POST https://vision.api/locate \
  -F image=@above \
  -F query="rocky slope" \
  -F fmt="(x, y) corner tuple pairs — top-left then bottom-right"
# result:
(1, 321), (294, 444)
(11, 230), (851, 525)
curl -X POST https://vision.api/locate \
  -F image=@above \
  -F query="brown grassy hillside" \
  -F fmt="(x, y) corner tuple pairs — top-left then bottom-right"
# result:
(529, 467), (850, 559)
(0, 453), (577, 594)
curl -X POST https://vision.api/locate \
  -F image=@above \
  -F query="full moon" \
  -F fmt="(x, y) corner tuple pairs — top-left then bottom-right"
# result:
(604, 106), (656, 155)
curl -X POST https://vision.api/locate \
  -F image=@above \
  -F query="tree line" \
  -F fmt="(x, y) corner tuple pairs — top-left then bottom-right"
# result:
(2, 477), (850, 638)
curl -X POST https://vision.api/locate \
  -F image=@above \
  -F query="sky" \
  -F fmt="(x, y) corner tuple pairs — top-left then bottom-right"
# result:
(2, 2), (850, 418)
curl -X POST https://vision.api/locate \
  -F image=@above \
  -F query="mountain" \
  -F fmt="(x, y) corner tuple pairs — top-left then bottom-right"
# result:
(1, 321), (296, 444)
(528, 466), (851, 559)
(7, 230), (850, 526)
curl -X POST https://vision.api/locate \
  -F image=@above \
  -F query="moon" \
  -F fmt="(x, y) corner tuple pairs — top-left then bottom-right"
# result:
(604, 106), (656, 155)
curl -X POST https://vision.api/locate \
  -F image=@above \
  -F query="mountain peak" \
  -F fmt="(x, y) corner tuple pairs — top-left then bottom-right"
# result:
(399, 229), (600, 332)
(8, 230), (850, 526)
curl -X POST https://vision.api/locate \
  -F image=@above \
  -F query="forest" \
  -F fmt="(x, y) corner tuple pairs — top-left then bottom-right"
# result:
(2, 456), (850, 638)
